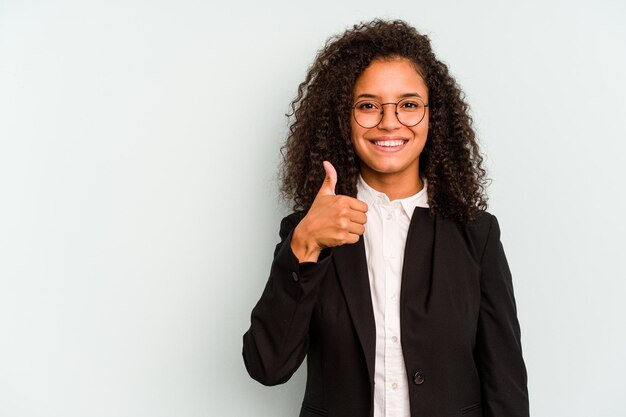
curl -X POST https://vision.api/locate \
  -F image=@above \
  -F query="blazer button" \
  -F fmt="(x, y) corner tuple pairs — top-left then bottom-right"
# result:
(291, 271), (299, 282)
(413, 371), (425, 385)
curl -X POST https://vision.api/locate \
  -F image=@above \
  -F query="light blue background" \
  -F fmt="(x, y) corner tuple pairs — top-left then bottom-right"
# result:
(1, 1), (625, 416)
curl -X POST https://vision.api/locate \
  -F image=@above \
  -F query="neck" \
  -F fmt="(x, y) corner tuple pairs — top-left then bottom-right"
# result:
(360, 165), (423, 200)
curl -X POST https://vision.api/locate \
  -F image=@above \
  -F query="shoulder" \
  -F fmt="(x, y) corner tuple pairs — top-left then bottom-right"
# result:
(448, 209), (499, 262)
(463, 209), (495, 235)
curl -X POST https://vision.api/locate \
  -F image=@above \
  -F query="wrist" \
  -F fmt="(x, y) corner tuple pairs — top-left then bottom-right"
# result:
(291, 224), (322, 263)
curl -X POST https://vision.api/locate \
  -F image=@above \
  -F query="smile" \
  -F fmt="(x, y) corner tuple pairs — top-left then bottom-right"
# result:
(369, 139), (409, 152)
(373, 140), (406, 147)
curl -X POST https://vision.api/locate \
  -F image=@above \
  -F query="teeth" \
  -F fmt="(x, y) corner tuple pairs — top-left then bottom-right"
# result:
(374, 140), (406, 147)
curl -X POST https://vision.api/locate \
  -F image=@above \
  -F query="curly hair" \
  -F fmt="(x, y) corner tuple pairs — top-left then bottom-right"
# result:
(279, 19), (489, 224)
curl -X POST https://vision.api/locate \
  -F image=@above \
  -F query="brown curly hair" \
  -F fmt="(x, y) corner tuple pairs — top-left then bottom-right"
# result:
(279, 19), (489, 224)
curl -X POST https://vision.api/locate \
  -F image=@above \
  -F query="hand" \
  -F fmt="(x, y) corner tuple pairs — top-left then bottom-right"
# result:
(290, 161), (368, 262)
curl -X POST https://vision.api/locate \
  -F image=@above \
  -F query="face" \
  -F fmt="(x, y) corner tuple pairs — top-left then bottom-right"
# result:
(350, 57), (429, 185)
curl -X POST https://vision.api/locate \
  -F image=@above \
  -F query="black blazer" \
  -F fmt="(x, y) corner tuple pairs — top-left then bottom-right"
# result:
(243, 207), (529, 417)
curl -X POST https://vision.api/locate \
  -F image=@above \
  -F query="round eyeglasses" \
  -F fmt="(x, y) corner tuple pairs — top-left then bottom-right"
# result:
(351, 97), (429, 129)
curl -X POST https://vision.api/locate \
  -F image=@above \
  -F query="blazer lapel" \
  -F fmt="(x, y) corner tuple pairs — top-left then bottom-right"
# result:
(401, 206), (436, 316)
(333, 236), (376, 386)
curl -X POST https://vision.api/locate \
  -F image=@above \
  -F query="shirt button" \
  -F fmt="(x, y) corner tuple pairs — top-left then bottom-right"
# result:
(385, 212), (392, 220)
(413, 371), (425, 385)
(392, 382), (398, 390)
(291, 271), (299, 282)
(391, 336), (398, 343)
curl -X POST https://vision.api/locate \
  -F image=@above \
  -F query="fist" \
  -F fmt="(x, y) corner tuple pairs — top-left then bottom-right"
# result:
(290, 161), (368, 262)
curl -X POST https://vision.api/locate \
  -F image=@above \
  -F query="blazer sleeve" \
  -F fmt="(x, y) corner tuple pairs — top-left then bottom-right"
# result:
(475, 214), (530, 417)
(242, 214), (332, 386)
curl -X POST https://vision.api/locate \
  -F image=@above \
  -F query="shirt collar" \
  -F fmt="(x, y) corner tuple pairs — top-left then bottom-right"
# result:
(356, 173), (429, 219)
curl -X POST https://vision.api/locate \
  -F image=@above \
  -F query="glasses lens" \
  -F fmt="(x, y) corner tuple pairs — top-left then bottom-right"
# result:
(396, 98), (426, 127)
(353, 100), (382, 128)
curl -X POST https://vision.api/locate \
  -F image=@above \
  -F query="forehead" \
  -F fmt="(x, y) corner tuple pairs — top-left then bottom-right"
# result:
(353, 58), (428, 99)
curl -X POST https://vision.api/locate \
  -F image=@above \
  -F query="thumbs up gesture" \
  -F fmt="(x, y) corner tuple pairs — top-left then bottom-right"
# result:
(290, 161), (368, 263)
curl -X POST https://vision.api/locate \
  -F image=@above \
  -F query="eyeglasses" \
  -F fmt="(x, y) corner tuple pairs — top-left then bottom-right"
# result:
(351, 97), (429, 129)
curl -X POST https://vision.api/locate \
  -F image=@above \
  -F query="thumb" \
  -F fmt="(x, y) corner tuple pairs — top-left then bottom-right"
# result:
(319, 161), (337, 196)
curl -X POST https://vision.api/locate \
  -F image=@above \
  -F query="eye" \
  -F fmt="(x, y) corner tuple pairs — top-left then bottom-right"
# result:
(399, 99), (423, 111)
(355, 101), (381, 112)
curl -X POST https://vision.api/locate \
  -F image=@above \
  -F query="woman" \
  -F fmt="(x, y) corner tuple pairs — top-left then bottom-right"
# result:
(243, 19), (529, 417)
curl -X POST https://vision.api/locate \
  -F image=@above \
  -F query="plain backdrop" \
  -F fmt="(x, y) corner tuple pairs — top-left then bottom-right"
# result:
(1, 1), (625, 416)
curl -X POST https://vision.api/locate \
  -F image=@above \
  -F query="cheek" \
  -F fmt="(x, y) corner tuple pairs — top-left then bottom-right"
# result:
(350, 135), (363, 160)
(350, 122), (366, 148)
(413, 117), (429, 139)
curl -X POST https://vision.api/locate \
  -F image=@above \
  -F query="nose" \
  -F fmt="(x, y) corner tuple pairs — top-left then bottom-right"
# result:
(377, 103), (402, 130)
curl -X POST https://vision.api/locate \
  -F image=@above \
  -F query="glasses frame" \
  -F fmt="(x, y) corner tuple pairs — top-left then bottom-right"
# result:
(351, 98), (430, 129)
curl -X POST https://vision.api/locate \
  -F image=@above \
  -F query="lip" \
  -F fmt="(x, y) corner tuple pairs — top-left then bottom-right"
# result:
(368, 137), (409, 153)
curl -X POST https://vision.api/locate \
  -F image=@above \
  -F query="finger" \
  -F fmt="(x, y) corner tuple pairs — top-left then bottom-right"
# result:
(347, 222), (365, 236)
(318, 161), (337, 196)
(343, 233), (361, 245)
(347, 197), (368, 212)
(347, 210), (367, 225)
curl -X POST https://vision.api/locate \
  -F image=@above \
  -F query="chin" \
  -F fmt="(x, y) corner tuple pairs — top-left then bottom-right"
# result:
(364, 161), (410, 175)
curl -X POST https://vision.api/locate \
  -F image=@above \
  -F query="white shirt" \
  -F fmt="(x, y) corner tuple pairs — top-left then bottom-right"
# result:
(356, 174), (429, 417)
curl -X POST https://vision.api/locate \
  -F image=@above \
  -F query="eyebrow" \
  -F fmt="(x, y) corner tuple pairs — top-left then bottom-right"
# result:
(355, 92), (424, 100)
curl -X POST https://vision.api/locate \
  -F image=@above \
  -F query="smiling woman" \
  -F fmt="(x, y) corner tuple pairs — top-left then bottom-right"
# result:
(243, 19), (529, 417)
